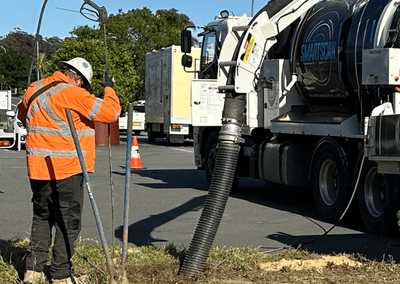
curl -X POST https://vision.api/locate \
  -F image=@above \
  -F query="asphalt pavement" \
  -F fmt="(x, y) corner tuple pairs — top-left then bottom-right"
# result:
(1, 133), (400, 262)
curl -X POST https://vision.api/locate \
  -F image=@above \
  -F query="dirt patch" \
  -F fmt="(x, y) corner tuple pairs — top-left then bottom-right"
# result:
(260, 255), (362, 271)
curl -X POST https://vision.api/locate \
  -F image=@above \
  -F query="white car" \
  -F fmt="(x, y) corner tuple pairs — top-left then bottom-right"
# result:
(119, 101), (146, 135)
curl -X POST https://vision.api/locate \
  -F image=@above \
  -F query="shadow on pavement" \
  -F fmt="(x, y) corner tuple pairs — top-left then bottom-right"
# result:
(112, 168), (209, 191)
(115, 195), (205, 246)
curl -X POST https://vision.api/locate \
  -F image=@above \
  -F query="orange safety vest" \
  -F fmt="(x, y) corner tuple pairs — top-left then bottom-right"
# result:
(18, 71), (121, 180)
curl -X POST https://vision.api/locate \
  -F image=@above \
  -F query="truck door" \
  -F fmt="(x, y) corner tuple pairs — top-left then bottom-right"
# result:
(162, 52), (172, 135)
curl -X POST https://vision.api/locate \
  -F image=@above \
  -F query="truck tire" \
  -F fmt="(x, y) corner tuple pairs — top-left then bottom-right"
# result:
(357, 160), (398, 234)
(148, 128), (156, 143)
(205, 131), (240, 192)
(313, 144), (350, 223)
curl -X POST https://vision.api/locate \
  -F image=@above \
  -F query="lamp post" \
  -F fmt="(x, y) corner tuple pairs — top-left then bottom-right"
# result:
(252, 0), (254, 16)
(0, 46), (5, 90)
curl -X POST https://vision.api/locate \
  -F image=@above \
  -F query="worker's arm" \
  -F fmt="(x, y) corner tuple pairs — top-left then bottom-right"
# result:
(65, 85), (121, 124)
(94, 86), (122, 122)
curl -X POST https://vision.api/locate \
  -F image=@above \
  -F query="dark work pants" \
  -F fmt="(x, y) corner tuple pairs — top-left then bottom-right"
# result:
(25, 174), (84, 280)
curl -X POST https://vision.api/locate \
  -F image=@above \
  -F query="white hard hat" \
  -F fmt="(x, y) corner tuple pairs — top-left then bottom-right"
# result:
(58, 57), (93, 87)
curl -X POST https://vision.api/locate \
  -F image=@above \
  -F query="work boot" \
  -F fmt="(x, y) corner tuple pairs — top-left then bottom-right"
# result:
(23, 270), (46, 283)
(51, 275), (87, 284)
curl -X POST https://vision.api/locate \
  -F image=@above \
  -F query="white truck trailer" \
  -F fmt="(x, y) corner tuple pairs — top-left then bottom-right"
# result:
(145, 45), (200, 143)
(0, 90), (26, 151)
(180, 0), (400, 235)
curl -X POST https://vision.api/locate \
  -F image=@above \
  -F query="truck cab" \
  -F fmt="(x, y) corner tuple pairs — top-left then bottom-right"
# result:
(181, 11), (251, 180)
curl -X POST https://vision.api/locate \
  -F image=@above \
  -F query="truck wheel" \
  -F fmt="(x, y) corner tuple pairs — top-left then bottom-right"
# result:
(148, 129), (155, 143)
(313, 144), (350, 223)
(357, 160), (398, 234)
(205, 131), (240, 192)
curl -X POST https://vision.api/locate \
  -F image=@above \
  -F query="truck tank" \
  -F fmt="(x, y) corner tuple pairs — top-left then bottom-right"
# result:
(290, 0), (398, 106)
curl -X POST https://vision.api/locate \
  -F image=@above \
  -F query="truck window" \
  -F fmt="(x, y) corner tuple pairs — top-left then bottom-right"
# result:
(134, 105), (145, 113)
(200, 32), (218, 79)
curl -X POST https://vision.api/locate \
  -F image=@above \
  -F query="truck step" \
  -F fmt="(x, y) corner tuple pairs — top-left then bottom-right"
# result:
(218, 85), (235, 92)
(219, 61), (237, 67)
(232, 25), (249, 32)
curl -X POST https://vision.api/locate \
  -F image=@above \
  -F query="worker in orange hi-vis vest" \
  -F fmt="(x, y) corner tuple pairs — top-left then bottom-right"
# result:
(17, 57), (121, 284)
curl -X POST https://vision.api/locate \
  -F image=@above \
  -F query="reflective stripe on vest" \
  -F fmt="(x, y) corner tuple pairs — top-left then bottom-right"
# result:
(87, 98), (103, 120)
(26, 148), (85, 157)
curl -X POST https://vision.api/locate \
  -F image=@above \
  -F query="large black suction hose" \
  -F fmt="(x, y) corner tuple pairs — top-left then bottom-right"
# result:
(178, 0), (295, 276)
(178, 97), (245, 276)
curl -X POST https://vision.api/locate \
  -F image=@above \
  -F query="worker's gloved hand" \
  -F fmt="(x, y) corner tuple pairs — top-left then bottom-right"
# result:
(103, 71), (114, 88)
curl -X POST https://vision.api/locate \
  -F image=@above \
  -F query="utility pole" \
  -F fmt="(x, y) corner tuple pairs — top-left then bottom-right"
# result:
(0, 46), (5, 90)
(37, 41), (40, 80)
(252, 0), (254, 16)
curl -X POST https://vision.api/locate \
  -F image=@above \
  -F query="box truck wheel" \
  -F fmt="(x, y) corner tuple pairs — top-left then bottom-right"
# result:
(312, 144), (350, 223)
(357, 160), (398, 234)
(205, 131), (239, 192)
(148, 127), (156, 143)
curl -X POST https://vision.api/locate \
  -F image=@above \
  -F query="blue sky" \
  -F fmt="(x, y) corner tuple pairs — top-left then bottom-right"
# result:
(0, 0), (268, 40)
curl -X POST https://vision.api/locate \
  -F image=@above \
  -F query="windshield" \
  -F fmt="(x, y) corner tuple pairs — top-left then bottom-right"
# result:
(200, 32), (218, 79)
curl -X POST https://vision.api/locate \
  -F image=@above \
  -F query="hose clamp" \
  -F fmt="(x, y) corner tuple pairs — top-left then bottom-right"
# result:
(218, 121), (244, 144)
(221, 118), (242, 127)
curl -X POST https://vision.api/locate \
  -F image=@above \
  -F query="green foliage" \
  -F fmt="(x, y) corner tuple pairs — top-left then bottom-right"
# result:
(0, 30), (63, 60)
(51, 38), (105, 95)
(33, 53), (52, 79)
(0, 50), (30, 91)
(72, 8), (194, 104)
(208, 247), (274, 269)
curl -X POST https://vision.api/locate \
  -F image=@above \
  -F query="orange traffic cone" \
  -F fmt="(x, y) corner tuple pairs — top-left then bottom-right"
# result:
(131, 136), (142, 169)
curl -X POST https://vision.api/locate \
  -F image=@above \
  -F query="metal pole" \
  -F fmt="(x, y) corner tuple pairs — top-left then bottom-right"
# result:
(28, 0), (48, 87)
(122, 103), (133, 284)
(65, 109), (116, 284)
(37, 41), (40, 81)
(102, 19), (115, 249)
(103, 24), (109, 71)
(108, 127), (115, 248)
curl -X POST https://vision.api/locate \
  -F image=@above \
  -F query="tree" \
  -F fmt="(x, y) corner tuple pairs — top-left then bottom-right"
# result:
(33, 53), (52, 79)
(0, 50), (30, 91)
(0, 30), (63, 59)
(72, 8), (194, 99)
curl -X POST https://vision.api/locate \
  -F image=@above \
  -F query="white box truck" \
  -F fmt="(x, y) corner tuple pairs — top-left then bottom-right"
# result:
(145, 45), (200, 143)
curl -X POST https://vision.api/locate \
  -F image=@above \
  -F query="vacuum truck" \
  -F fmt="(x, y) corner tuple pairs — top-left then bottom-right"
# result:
(181, 0), (400, 235)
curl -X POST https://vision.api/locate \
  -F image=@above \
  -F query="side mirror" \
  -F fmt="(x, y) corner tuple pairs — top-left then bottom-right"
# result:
(181, 30), (192, 54)
(181, 54), (193, 68)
